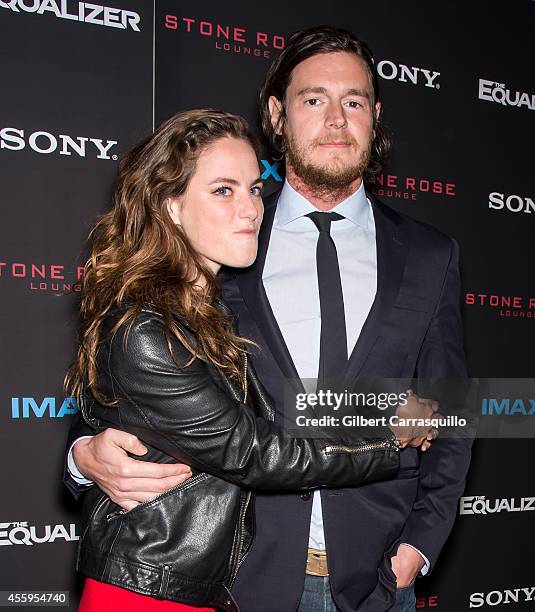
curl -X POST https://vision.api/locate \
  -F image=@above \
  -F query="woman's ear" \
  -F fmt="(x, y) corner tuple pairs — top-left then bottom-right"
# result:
(165, 197), (181, 225)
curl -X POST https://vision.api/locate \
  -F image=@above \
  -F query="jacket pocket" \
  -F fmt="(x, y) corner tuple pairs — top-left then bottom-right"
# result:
(105, 472), (209, 521)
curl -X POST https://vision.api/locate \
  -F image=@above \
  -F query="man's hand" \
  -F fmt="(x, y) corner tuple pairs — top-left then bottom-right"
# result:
(391, 544), (425, 588)
(72, 429), (192, 510)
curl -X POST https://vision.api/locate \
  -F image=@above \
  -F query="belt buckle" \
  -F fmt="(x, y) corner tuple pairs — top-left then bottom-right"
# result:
(306, 548), (329, 577)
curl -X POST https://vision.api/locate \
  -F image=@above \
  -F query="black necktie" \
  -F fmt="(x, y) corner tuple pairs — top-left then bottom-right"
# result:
(307, 211), (347, 391)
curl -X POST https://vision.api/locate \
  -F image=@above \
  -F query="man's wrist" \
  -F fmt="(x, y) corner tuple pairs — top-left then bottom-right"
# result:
(67, 436), (94, 485)
(399, 542), (430, 575)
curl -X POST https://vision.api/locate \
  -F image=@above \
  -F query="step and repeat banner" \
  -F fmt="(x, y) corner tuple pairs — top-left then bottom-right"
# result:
(0, 0), (154, 607)
(1, 0), (533, 610)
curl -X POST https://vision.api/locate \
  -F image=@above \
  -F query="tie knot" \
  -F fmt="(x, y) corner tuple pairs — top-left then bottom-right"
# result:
(306, 211), (344, 234)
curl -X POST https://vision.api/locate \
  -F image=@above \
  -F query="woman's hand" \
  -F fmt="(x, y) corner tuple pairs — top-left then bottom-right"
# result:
(389, 390), (441, 451)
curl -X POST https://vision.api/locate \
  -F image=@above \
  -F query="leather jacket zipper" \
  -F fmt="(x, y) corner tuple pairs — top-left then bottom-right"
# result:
(105, 473), (206, 521)
(242, 353), (248, 400)
(229, 490), (251, 588)
(323, 439), (400, 455)
(228, 352), (251, 587)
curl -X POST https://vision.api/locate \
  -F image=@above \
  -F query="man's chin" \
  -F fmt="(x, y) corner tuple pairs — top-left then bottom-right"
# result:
(302, 162), (360, 185)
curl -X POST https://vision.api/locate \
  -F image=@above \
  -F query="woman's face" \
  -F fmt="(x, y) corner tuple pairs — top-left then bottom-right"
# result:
(167, 137), (264, 275)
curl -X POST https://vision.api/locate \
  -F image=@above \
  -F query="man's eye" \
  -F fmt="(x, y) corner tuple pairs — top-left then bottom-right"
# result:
(347, 100), (363, 108)
(305, 98), (321, 106)
(214, 186), (231, 195)
(250, 185), (263, 196)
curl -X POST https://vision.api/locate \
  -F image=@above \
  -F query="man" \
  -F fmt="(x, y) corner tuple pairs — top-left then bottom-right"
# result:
(65, 26), (471, 611)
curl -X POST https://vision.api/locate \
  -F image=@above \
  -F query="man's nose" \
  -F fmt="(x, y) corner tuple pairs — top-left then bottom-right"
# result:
(325, 101), (347, 129)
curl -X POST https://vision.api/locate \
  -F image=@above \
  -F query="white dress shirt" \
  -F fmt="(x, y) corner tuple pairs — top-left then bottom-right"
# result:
(262, 179), (377, 550)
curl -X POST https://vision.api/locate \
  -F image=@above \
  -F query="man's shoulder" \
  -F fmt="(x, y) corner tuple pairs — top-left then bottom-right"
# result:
(370, 193), (455, 256)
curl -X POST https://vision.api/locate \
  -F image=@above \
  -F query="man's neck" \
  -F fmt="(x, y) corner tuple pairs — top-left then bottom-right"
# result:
(285, 162), (363, 211)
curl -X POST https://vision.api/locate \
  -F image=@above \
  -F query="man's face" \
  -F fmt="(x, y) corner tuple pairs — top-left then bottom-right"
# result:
(269, 51), (380, 190)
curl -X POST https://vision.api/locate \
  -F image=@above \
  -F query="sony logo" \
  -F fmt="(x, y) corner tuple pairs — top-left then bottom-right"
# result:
(470, 587), (535, 607)
(489, 192), (535, 214)
(377, 60), (440, 89)
(0, 127), (117, 160)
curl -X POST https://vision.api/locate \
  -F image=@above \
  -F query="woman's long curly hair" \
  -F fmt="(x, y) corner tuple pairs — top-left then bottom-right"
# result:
(66, 109), (260, 403)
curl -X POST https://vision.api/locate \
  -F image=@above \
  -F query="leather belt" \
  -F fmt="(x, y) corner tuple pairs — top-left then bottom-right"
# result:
(306, 548), (329, 576)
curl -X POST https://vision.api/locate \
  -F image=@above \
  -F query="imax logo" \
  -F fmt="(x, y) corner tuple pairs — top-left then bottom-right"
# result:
(261, 159), (282, 182)
(0, 128), (118, 160)
(481, 398), (535, 416)
(11, 396), (78, 418)
(377, 60), (440, 89)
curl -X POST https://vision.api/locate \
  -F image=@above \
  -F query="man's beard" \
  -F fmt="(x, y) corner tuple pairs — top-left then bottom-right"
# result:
(284, 131), (372, 192)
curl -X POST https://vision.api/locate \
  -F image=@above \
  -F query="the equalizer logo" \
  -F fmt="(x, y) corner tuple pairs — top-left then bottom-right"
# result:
(0, 521), (79, 546)
(0, 1), (141, 31)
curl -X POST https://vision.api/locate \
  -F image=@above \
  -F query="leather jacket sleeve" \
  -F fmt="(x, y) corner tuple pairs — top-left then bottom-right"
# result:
(83, 311), (400, 491)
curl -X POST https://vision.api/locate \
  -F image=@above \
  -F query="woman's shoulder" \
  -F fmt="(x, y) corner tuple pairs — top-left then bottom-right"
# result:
(102, 304), (193, 346)
(102, 303), (161, 329)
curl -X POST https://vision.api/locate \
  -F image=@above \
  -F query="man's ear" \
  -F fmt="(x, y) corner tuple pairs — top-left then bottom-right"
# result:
(375, 101), (382, 120)
(373, 101), (382, 137)
(165, 197), (181, 225)
(268, 95), (284, 135)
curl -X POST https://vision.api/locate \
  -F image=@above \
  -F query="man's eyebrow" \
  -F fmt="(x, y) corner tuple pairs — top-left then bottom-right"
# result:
(296, 86), (371, 99)
(345, 88), (371, 99)
(296, 86), (328, 96)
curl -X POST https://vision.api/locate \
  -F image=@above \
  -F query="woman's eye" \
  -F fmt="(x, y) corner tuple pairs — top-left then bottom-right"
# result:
(214, 186), (231, 196)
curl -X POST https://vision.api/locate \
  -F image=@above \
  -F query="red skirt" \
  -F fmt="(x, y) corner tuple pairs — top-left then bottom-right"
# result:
(79, 578), (216, 611)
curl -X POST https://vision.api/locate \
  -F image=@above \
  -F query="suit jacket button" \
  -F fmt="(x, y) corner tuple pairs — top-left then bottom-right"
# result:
(301, 492), (311, 501)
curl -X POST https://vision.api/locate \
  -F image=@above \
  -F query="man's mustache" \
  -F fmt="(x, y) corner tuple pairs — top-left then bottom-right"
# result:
(312, 138), (358, 147)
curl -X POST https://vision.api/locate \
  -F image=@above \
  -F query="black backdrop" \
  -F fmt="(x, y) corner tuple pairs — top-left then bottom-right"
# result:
(1, 1), (534, 610)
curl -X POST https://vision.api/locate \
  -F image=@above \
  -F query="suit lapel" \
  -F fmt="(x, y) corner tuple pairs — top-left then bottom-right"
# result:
(235, 190), (409, 389)
(342, 195), (409, 386)
(235, 191), (302, 388)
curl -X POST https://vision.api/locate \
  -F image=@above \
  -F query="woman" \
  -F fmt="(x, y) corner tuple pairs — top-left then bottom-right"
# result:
(68, 109), (429, 611)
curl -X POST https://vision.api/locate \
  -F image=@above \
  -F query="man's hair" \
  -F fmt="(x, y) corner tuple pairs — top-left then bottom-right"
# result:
(66, 109), (258, 403)
(259, 25), (390, 185)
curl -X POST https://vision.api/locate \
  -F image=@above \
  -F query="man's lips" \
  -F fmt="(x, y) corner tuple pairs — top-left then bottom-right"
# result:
(318, 141), (352, 147)
(235, 229), (257, 235)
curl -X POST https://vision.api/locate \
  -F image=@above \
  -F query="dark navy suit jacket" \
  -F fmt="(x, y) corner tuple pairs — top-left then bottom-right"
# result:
(222, 191), (472, 612)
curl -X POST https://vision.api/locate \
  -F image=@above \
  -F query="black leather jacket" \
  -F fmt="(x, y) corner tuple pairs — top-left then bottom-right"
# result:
(76, 306), (400, 611)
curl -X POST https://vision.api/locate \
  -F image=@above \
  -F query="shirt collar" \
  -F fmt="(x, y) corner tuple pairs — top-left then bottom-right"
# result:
(275, 179), (371, 229)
